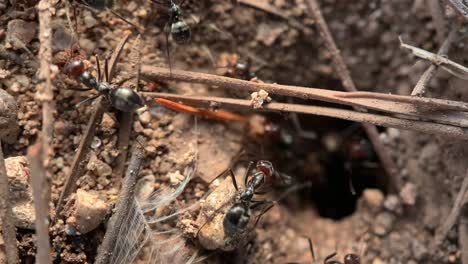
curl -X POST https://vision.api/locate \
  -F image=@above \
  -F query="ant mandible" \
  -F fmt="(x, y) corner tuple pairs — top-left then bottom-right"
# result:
(64, 57), (144, 112)
(303, 238), (361, 264)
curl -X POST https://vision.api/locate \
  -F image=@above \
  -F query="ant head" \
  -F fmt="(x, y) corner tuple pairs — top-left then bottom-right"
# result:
(344, 254), (360, 264)
(256, 160), (274, 177)
(64, 60), (85, 78)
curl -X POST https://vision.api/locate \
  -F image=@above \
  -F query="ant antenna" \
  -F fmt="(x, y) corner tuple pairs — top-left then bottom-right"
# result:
(324, 252), (337, 263)
(243, 161), (255, 187)
(307, 237), (316, 262)
(347, 174), (356, 195)
(104, 58), (110, 83)
(95, 55), (102, 82)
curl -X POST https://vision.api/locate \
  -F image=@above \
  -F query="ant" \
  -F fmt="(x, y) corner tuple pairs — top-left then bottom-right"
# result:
(222, 160), (278, 234)
(151, 0), (191, 71)
(301, 237), (361, 264)
(64, 57), (144, 112)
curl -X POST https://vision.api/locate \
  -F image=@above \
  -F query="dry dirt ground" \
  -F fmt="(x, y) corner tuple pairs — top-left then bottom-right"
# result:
(1, 0), (468, 263)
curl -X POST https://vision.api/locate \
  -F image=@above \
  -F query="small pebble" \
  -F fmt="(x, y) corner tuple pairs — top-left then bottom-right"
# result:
(5, 156), (35, 229)
(372, 257), (385, 264)
(383, 194), (402, 214)
(372, 212), (396, 236)
(0, 89), (19, 143)
(64, 189), (109, 234)
(6, 19), (37, 49)
(400, 182), (417, 205)
(138, 110), (151, 125)
(87, 153), (112, 177)
(168, 170), (185, 185)
(250, 89), (271, 109)
(362, 188), (385, 210)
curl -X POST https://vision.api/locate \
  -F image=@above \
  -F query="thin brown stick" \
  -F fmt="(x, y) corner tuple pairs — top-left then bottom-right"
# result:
(444, 0), (468, 20)
(55, 97), (106, 215)
(113, 34), (141, 186)
(27, 141), (51, 264)
(432, 170), (468, 248)
(37, 0), (55, 164)
(55, 33), (132, 215)
(143, 92), (468, 141)
(140, 66), (468, 116)
(94, 143), (145, 264)
(411, 27), (459, 96)
(0, 141), (19, 264)
(305, 0), (398, 190)
(429, 0), (447, 43)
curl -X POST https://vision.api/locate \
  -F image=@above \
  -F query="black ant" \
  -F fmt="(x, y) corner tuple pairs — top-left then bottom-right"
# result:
(303, 237), (361, 264)
(222, 160), (285, 234)
(64, 57), (144, 112)
(151, 0), (191, 71)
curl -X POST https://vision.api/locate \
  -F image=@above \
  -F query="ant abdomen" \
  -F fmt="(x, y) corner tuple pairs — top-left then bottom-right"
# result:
(171, 20), (191, 44)
(223, 204), (251, 234)
(109, 87), (144, 112)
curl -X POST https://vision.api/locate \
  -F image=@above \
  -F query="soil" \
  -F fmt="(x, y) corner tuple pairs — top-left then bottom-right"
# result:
(1, 0), (468, 263)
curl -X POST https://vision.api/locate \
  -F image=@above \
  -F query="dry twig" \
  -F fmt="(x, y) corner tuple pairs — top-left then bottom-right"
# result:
(55, 33), (131, 215)
(140, 67), (468, 128)
(36, 0), (55, 163)
(113, 35), (141, 186)
(410, 27), (460, 96)
(0, 142), (19, 264)
(94, 142), (145, 264)
(432, 170), (468, 248)
(400, 36), (468, 82)
(143, 92), (468, 141)
(444, 0), (468, 20)
(27, 141), (51, 264)
(305, 0), (398, 189)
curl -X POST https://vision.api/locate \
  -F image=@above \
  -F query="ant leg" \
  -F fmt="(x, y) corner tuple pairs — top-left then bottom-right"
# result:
(324, 252), (337, 263)
(228, 169), (239, 191)
(253, 187), (272, 195)
(68, 86), (93, 91)
(104, 58), (110, 83)
(95, 55), (102, 83)
(164, 22), (173, 75)
(243, 161), (254, 187)
(306, 237), (316, 262)
(76, 94), (100, 108)
(108, 9), (142, 33)
(252, 202), (274, 228)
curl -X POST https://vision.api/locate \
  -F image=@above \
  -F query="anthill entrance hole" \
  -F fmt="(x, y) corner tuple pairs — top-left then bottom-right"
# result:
(260, 114), (389, 220)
